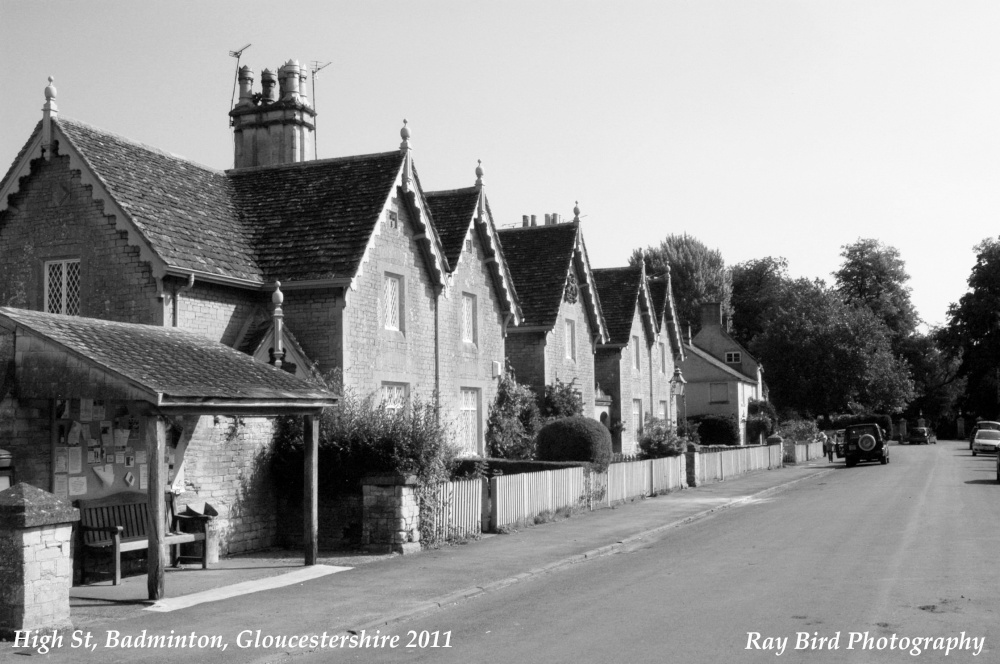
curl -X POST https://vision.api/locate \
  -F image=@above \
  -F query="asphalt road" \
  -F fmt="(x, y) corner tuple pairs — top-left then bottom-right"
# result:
(329, 440), (1000, 664)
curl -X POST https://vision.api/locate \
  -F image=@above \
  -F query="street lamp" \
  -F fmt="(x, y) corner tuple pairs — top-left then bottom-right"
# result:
(670, 367), (687, 432)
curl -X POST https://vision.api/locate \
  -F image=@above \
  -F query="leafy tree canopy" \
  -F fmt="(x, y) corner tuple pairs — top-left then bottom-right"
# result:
(942, 237), (1000, 419)
(730, 256), (789, 348)
(834, 238), (918, 343)
(749, 277), (914, 416)
(630, 234), (731, 335)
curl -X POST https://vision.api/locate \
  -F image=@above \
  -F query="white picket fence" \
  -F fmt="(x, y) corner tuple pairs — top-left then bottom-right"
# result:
(693, 444), (780, 486)
(784, 441), (825, 464)
(425, 478), (483, 541)
(488, 457), (686, 531)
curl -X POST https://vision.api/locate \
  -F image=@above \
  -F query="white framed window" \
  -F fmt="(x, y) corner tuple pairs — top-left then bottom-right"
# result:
(45, 259), (81, 316)
(725, 351), (741, 364)
(462, 293), (477, 344)
(565, 319), (576, 361)
(710, 382), (729, 404)
(459, 388), (481, 456)
(632, 336), (641, 370)
(660, 343), (667, 374)
(659, 400), (668, 421)
(380, 382), (408, 413)
(383, 273), (403, 331)
(632, 399), (643, 438)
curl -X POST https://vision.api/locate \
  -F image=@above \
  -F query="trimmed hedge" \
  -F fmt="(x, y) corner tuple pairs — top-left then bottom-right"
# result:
(452, 458), (586, 477)
(819, 413), (893, 434)
(692, 414), (740, 446)
(536, 416), (613, 471)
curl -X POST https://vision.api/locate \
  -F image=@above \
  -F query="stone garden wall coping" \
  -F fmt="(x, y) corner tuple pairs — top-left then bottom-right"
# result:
(0, 483), (79, 529)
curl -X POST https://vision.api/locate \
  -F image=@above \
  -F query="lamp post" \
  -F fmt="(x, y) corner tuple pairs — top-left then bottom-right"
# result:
(670, 367), (687, 433)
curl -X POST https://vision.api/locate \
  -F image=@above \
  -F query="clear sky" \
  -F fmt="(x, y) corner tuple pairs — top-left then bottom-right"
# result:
(3, 1), (998, 330)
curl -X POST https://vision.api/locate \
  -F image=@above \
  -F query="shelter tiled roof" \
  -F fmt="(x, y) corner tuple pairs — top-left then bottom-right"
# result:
(54, 118), (260, 282)
(424, 187), (481, 268)
(0, 308), (334, 403)
(228, 151), (405, 282)
(497, 223), (580, 329)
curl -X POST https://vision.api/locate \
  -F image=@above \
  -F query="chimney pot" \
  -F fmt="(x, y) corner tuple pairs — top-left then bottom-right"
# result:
(522, 215), (529, 227)
(260, 69), (278, 103)
(531, 215), (537, 227)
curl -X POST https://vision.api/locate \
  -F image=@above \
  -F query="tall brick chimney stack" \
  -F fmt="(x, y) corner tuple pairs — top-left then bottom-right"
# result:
(230, 59), (316, 169)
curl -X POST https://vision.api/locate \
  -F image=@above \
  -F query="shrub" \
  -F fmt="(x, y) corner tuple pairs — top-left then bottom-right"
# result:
(677, 418), (701, 445)
(693, 414), (740, 446)
(485, 368), (541, 459)
(776, 418), (819, 443)
(748, 398), (778, 421)
(452, 458), (587, 477)
(638, 418), (688, 458)
(535, 416), (613, 471)
(271, 381), (457, 501)
(541, 378), (584, 419)
(745, 414), (775, 444)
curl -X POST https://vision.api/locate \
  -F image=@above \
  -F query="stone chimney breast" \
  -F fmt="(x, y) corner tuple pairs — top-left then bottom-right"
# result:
(699, 302), (722, 329)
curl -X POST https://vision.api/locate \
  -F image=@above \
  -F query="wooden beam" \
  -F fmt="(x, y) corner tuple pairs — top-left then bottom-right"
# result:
(145, 415), (167, 600)
(303, 414), (319, 565)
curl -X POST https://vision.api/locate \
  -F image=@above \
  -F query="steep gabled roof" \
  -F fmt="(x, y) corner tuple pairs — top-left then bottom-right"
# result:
(228, 151), (406, 282)
(424, 187), (482, 267)
(425, 186), (522, 324)
(497, 222), (606, 340)
(55, 117), (259, 282)
(591, 266), (655, 346)
(0, 114), (453, 291)
(648, 276), (685, 359)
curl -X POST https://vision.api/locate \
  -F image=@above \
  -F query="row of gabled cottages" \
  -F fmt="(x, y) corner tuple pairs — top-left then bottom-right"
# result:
(0, 65), (760, 555)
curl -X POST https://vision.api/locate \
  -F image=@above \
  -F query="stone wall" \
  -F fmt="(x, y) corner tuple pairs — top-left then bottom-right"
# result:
(174, 416), (278, 556)
(362, 475), (420, 554)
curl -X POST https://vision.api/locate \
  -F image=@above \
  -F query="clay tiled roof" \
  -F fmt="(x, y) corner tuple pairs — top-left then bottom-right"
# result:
(424, 187), (481, 268)
(229, 151), (405, 282)
(497, 223), (580, 329)
(592, 267), (643, 346)
(55, 118), (260, 282)
(0, 307), (335, 404)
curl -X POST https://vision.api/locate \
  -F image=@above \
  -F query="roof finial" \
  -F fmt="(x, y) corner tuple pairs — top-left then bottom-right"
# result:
(399, 118), (411, 151)
(272, 281), (285, 369)
(42, 76), (58, 161)
(475, 159), (484, 187)
(573, 200), (580, 222)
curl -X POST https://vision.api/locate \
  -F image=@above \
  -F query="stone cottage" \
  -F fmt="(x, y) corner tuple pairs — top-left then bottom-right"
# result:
(0, 66), (520, 554)
(592, 263), (683, 453)
(497, 212), (608, 413)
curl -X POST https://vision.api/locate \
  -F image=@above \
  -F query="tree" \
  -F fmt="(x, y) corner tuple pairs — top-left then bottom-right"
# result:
(942, 237), (1000, 419)
(834, 238), (918, 346)
(630, 234), (731, 336)
(730, 256), (789, 348)
(749, 277), (914, 416)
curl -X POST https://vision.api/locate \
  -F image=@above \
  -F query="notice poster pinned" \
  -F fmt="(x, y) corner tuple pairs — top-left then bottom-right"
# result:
(100, 422), (113, 447)
(68, 447), (83, 474)
(54, 448), (68, 474)
(54, 475), (68, 498)
(68, 476), (88, 496)
(139, 463), (148, 490)
(79, 398), (94, 422)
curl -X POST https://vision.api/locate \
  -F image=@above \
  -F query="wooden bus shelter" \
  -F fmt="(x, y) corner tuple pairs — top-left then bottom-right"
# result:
(0, 307), (337, 600)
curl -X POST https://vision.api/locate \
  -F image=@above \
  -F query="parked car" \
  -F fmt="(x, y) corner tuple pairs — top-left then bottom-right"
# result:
(970, 421), (1000, 450)
(834, 429), (846, 459)
(843, 423), (889, 467)
(971, 429), (1000, 456)
(996, 450), (1000, 482)
(908, 427), (936, 445)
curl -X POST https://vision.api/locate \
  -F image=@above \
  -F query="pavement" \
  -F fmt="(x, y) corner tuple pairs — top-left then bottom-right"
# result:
(4, 460), (834, 663)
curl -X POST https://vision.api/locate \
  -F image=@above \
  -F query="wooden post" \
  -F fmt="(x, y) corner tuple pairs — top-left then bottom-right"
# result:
(303, 414), (318, 565)
(145, 416), (166, 600)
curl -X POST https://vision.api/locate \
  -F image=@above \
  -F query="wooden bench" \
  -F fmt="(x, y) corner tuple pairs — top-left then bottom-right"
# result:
(75, 492), (213, 585)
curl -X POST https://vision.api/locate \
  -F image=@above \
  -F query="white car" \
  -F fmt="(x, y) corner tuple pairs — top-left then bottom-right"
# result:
(972, 429), (1000, 455)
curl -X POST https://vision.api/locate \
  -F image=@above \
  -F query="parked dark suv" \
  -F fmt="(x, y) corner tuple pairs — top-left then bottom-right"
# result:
(843, 423), (889, 467)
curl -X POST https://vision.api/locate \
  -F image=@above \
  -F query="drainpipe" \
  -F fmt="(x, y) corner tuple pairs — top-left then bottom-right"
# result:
(172, 274), (195, 327)
(434, 288), (441, 420)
